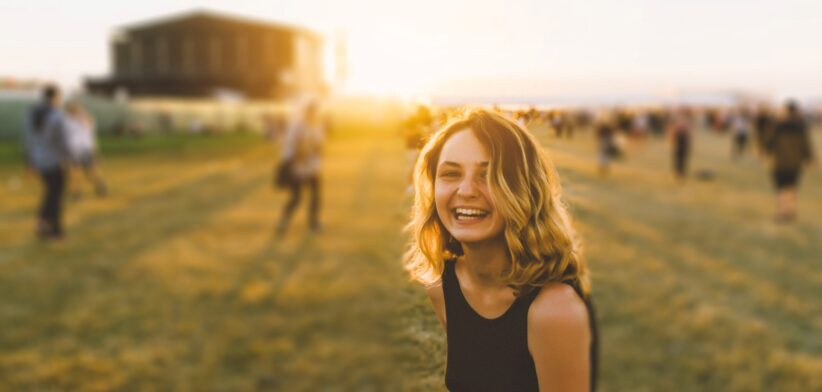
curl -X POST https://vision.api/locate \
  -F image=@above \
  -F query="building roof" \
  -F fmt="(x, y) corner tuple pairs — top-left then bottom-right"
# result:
(116, 9), (321, 41)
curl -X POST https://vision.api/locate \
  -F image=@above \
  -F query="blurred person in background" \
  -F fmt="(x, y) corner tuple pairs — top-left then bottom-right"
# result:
(615, 109), (633, 137)
(404, 109), (597, 392)
(275, 100), (325, 235)
(631, 111), (649, 139)
(22, 85), (69, 240)
(668, 107), (694, 181)
(648, 109), (667, 138)
(626, 110), (649, 152)
(729, 108), (751, 160)
(595, 113), (618, 176)
(64, 100), (108, 198)
(765, 100), (816, 223)
(551, 111), (569, 138)
(754, 105), (774, 156)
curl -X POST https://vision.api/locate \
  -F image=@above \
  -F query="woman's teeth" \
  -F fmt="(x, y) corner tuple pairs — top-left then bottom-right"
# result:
(454, 208), (489, 220)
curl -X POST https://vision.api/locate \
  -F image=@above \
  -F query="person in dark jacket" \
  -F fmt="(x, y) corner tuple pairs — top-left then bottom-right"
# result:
(23, 85), (70, 239)
(595, 114), (618, 176)
(765, 100), (816, 223)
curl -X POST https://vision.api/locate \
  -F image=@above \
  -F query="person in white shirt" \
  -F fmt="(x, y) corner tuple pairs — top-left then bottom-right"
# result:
(729, 109), (751, 161)
(275, 100), (325, 235)
(64, 101), (107, 197)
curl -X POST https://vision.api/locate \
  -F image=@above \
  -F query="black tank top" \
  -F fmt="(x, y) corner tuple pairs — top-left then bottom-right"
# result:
(442, 259), (598, 392)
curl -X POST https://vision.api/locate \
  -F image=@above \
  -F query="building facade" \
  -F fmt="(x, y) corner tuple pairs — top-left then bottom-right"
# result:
(87, 11), (326, 99)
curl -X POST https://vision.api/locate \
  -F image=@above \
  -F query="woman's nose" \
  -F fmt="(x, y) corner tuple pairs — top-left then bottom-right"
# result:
(456, 177), (478, 197)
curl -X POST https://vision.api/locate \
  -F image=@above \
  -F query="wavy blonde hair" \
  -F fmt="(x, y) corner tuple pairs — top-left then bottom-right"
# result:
(403, 108), (589, 297)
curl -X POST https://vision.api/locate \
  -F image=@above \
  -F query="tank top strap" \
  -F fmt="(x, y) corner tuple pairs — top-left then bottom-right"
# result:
(522, 285), (542, 306)
(441, 258), (460, 308)
(441, 258), (456, 283)
(567, 279), (585, 300)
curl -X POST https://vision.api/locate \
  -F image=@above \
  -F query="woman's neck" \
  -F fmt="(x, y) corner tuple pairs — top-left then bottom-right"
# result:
(459, 236), (511, 290)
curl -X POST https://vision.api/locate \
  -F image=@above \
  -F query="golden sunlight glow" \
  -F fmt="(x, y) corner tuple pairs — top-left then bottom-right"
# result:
(338, 31), (438, 99)
(343, 56), (431, 98)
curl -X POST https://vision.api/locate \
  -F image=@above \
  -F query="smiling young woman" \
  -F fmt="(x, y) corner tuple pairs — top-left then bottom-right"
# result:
(404, 108), (598, 392)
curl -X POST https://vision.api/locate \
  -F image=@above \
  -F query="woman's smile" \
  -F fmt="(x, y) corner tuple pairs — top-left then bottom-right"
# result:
(452, 207), (491, 223)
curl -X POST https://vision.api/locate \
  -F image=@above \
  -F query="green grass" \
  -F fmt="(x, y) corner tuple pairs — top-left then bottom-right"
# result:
(0, 115), (820, 391)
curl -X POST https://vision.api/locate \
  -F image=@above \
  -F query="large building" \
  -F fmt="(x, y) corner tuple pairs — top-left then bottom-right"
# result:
(86, 10), (327, 99)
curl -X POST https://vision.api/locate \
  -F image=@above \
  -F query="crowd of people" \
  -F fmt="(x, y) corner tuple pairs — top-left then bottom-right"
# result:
(19, 85), (817, 244)
(21, 87), (330, 242)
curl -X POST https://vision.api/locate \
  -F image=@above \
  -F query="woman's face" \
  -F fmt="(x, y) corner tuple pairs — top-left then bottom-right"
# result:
(434, 129), (506, 244)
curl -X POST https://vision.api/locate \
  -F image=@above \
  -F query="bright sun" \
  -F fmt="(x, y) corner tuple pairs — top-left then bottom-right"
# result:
(323, 30), (435, 99)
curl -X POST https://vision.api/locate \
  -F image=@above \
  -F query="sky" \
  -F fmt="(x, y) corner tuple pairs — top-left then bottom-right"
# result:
(1, 0), (821, 101)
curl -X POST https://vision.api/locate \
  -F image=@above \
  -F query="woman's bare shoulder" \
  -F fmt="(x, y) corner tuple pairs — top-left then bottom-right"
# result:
(528, 283), (591, 391)
(528, 283), (589, 330)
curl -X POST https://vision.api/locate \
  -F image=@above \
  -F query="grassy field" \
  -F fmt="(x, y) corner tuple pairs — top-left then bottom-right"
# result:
(0, 114), (820, 391)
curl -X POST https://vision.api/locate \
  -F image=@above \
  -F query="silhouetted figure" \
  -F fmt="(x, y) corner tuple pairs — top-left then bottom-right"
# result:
(616, 110), (633, 135)
(765, 100), (816, 223)
(596, 115), (618, 176)
(754, 105), (774, 156)
(276, 100), (325, 235)
(648, 110), (666, 137)
(668, 107), (694, 181)
(23, 85), (70, 240)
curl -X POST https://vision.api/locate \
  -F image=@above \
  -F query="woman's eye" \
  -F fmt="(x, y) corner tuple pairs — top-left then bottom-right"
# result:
(439, 171), (459, 178)
(478, 171), (488, 179)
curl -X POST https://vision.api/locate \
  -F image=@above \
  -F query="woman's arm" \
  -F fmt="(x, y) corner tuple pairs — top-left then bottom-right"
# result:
(425, 281), (446, 329)
(528, 284), (591, 392)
